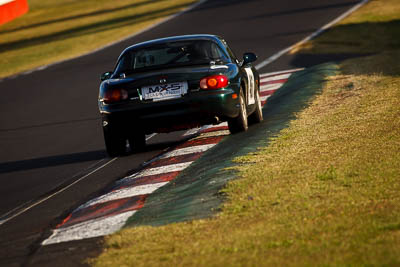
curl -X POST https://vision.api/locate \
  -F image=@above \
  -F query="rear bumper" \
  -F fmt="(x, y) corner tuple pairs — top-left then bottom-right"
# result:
(99, 88), (240, 133)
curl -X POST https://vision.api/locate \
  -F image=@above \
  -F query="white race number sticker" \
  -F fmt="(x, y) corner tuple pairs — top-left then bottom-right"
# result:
(244, 68), (255, 105)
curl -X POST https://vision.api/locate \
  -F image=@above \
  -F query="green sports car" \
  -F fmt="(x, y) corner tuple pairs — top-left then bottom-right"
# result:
(99, 34), (263, 156)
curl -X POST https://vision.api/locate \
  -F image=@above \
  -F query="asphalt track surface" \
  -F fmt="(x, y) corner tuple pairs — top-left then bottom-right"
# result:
(0, 0), (363, 266)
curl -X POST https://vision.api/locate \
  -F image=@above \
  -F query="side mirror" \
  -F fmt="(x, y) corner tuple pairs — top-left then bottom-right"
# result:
(243, 52), (257, 65)
(100, 71), (113, 81)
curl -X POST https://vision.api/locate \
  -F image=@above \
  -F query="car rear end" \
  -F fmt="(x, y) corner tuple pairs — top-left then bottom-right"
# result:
(99, 36), (242, 134)
(99, 63), (241, 134)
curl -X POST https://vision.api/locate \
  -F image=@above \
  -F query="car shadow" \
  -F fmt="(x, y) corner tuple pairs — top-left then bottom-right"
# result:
(0, 136), (192, 175)
(0, 150), (108, 174)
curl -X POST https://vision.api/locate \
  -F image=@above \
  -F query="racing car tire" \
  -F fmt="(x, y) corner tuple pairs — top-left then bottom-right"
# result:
(228, 90), (248, 134)
(103, 126), (126, 157)
(248, 88), (263, 124)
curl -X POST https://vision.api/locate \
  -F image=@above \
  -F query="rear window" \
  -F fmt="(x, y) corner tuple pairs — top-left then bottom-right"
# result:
(115, 40), (230, 74)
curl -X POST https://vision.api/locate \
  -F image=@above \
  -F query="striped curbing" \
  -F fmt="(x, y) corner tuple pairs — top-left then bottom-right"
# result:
(42, 211), (137, 245)
(75, 182), (169, 211)
(259, 69), (299, 105)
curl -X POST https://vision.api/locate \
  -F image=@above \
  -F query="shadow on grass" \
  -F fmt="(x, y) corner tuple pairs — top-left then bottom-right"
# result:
(289, 19), (400, 77)
(0, 0), (168, 34)
(125, 63), (339, 227)
(0, 2), (191, 53)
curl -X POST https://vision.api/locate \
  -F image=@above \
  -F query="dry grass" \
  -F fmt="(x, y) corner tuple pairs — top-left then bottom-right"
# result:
(0, 0), (197, 78)
(92, 64), (400, 267)
(291, 0), (400, 55)
(91, 0), (400, 265)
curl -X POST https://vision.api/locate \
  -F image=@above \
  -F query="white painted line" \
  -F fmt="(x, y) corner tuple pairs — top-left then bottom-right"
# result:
(260, 68), (304, 77)
(210, 122), (228, 127)
(182, 122), (228, 137)
(42, 210), (137, 245)
(0, 158), (117, 227)
(200, 122), (228, 132)
(36, 65), (48, 71)
(122, 162), (193, 181)
(193, 130), (230, 139)
(183, 127), (202, 136)
(255, 0), (370, 70)
(260, 95), (272, 102)
(76, 182), (169, 211)
(159, 143), (217, 159)
(260, 73), (292, 83)
(260, 83), (282, 92)
(146, 134), (221, 166)
(146, 133), (157, 140)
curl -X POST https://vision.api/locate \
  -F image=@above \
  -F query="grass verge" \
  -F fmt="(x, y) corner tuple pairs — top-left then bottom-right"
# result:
(91, 0), (400, 265)
(0, 0), (197, 79)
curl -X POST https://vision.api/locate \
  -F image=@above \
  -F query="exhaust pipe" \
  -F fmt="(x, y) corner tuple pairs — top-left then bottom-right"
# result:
(212, 116), (220, 125)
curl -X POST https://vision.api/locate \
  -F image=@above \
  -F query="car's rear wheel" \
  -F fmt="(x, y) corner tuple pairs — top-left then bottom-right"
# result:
(248, 88), (263, 124)
(228, 89), (248, 134)
(128, 130), (146, 153)
(103, 126), (126, 157)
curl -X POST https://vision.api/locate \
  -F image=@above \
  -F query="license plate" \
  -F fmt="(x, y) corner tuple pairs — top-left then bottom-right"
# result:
(141, 82), (188, 101)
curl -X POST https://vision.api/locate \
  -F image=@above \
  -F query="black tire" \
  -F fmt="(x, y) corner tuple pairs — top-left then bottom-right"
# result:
(103, 126), (126, 157)
(248, 88), (263, 124)
(128, 130), (146, 153)
(228, 89), (248, 134)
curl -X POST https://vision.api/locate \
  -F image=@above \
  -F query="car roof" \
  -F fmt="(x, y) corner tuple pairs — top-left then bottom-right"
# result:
(122, 34), (223, 52)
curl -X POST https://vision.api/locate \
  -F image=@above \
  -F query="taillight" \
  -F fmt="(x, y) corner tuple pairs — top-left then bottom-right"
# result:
(200, 75), (228, 89)
(103, 89), (128, 104)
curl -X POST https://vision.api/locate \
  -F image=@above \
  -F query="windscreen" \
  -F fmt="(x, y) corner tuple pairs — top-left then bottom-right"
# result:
(114, 40), (229, 74)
